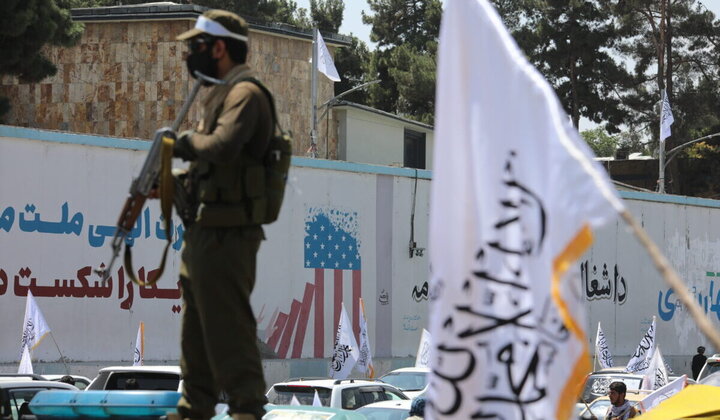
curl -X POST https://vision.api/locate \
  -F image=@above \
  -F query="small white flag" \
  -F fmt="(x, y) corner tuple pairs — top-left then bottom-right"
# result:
(290, 394), (301, 406)
(316, 30), (340, 82)
(640, 374), (686, 412)
(312, 390), (322, 407)
(626, 317), (656, 374)
(415, 329), (431, 368)
(660, 89), (674, 143)
(643, 346), (668, 391)
(133, 322), (144, 366)
(595, 322), (614, 369)
(356, 298), (375, 378)
(18, 346), (33, 374)
(20, 291), (51, 354)
(329, 303), (359, 379)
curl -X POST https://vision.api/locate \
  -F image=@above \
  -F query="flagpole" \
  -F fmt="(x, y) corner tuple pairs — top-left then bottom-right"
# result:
(620, 209), (720, 350)
(48, 332), (70, 374)
(658, 91), (666, 193)
(309, 28), (319, 158)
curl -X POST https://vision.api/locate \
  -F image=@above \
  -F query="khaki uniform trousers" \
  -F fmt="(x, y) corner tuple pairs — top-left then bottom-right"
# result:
(176, 224), (267, 420)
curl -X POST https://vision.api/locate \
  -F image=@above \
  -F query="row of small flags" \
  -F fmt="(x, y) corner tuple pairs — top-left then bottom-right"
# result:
(17, 291), (144, 374)
(595, 317), (687, 412)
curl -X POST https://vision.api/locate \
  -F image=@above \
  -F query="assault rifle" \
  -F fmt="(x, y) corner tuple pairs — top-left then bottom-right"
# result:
(96, 71), (226, 282)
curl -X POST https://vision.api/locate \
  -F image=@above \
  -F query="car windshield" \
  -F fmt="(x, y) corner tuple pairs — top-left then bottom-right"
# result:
(266, 385), (332, 406)
(379, 372), (427, 392)
(580, 375), (643, 403)
(356, 405), (410, 420)
(105, 372), (180, 391)
(699, 362), (720, 381)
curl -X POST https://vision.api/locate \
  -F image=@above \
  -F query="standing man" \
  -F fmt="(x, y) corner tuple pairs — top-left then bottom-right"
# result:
(172, 9), (274, 420)
(605, 382), (637, 420)
(692, 345), (707, 380)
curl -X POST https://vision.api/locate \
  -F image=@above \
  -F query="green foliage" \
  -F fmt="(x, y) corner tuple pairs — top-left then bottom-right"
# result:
(310, 0), (343, 33)
(334, 35), (370, 103)
(581, 127), (619, 157)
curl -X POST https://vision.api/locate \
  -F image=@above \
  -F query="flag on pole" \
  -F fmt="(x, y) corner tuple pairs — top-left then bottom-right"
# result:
(18, 345), (33, 374)
(427, 1), (625, 419)
(313, 390), (323, 407)
(660, 89), (674, 143)
(643, 346), (669, 391)
(133, 322), (144, 366)
(20, 291), (51, 354)
(415, 328), (431, 368)
(595, 322), (614, 369)
(356, 298), (375, 378)
(640, 374), (687, 412)
(329, 303), (359, 379)
(626, 317), (657, 374)
(316, 30), (340, 82)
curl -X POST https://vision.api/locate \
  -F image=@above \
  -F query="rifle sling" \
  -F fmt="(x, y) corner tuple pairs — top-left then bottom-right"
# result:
(124, 134), (176, 286)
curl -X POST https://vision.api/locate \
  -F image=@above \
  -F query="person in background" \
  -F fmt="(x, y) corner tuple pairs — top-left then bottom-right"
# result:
(124, 378), (140, 390)
(59, 375), (75, 386)
(406, 397), (425, 420)
(606, 381), (637, 420)
(692, 346), (707, 380)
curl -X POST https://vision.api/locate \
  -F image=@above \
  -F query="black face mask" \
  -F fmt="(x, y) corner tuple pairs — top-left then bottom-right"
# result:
(186, 38), (218, 85)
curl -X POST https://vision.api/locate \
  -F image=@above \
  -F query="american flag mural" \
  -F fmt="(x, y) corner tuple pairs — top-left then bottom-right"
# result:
(265, 208), (362, 358)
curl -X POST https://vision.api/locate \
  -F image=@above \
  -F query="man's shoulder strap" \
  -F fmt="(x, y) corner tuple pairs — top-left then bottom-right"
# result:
(239, 77), (280, 131)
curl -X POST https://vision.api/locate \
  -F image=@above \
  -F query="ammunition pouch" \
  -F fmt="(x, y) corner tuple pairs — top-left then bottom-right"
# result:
(172, 168), (198, 228)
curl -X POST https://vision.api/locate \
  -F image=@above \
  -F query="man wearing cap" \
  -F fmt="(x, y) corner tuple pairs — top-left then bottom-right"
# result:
(172, 9), (274, 420)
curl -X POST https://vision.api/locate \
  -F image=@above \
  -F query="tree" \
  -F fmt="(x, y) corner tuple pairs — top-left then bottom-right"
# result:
(334, 35), (370, 103)
(581, 127), (619, 157)
(310, 0), (343, 33)
(0, 0), (84, 120)
(491, 0), (633, 131)
(362, 0), (441, 123)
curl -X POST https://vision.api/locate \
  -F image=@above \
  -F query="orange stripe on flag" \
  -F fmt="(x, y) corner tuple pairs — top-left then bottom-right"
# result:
(551, 224), (593, 420)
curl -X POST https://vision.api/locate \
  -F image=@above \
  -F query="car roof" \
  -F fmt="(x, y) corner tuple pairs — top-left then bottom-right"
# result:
(382, 367), (431, 374)
(356, 399), (413, 410)
(0, 380), (78, 390)
(42, 374), (91, 382)
(97, 366), (181, 374)
(272, 379), (381, 387)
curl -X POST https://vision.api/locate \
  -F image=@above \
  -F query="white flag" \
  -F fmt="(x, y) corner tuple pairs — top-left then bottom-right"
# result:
(290, 394), (301, 406)
(329, 303), (359, 379)
(18, 345), (33, 374)
(20, 291), (51, 354)
(133, 322), (144, 366)
(626, 317), (656, 374)
(595, 322), (614, 369)
(312, 390), (322, 407)
(642, 346), (668, 391)
(415, 329), (432, 368)
(356, 298), (375, 378)
(427, 1), (624, 419)
(316, 30), (340, 82)
(660, 89), (674, 143)
(640, 374), (686, 412)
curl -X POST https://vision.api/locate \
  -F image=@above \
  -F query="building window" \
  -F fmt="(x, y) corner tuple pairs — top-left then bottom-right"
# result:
(404, 129), (426, 169)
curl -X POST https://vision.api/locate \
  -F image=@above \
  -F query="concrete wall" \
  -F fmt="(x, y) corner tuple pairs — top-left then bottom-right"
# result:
(0, 126), (431, 385)
(584, 191), (720, 377)
(335, 105), (435, 169)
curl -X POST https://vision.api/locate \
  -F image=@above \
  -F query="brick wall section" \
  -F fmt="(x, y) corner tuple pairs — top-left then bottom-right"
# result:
(0, 18), (338, 158)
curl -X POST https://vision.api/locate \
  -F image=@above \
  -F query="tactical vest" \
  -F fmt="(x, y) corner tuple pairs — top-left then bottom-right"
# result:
(191, 79), (291, 227)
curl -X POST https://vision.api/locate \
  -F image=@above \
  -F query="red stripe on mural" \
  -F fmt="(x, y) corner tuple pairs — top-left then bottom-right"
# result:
(267, 312), (288, 352)
(278, 300), (301, 359)
(314, 269), (324, 358)
(334, 269), (343, 334)
(292, 282), (315, 359)
(353, 270), (361, 340)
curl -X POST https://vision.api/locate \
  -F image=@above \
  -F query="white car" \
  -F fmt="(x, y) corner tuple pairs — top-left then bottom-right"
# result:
(378, 367), (430, 399)
(0, 380), (77, 419)
(266, 379), (408, 410)
(355, 399), (412, 420)
(86, 366), (182, 391)
(42, 374), (92, 390)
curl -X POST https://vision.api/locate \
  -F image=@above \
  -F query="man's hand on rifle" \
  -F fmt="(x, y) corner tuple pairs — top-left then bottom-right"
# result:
(174, 130), (197, 161)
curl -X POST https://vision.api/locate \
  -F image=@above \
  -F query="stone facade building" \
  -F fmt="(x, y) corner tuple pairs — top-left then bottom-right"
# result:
(0, 3), (349, 158)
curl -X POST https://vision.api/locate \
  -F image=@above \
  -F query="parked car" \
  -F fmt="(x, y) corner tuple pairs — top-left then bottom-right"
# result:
(697, 353), (720, 382)
(378, 367), (430, 399)
(577, 390), (646, 419)
(0, 380), (77, 420)
(355, 399), (412, 420)
(86, 366), (181, 391)
(578, 369), (645, 404)
(41, 375), (91, 390)
(266, 379), (408, 410)
(261, 405), (366, 419)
